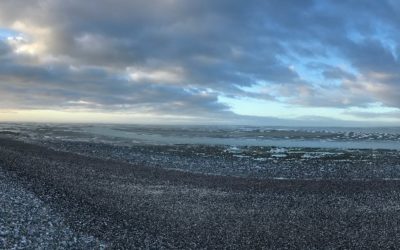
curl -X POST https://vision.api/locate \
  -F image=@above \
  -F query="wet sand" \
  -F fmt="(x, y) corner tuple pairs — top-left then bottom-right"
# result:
(1, 137), (400, 248)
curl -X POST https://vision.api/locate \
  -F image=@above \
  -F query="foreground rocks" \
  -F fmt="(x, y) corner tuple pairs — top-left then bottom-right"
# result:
(1, 137), (400, 249)
(0, 168), (105, 249)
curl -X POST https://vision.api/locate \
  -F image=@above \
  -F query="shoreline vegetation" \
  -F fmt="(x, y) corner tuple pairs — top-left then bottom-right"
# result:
(1, 137), (400, 248)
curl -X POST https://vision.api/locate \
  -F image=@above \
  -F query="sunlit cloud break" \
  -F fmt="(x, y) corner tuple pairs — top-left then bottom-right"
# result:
(0, 0), (400, 125)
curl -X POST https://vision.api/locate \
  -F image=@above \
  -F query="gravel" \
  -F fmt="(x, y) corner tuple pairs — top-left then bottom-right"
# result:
(0, 168), (106, 249)
(1, 137), (400, 249)
(34, 139), (400, 180)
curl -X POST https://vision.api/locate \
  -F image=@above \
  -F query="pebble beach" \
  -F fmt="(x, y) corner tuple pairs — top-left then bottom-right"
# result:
(1, 132), (400, 248)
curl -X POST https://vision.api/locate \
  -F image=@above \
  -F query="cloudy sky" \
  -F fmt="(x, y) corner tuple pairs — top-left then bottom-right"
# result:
(0, 0), (400, 125)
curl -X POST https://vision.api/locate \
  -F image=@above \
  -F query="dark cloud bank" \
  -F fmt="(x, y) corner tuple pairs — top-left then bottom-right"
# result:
(0, 0), (400, 124)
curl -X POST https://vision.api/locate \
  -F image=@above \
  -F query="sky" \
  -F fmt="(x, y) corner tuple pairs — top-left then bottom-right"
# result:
(0, 0), (400, 126)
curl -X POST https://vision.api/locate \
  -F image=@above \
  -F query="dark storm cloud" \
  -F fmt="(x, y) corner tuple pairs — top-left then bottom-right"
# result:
(0, 0), (400, 118)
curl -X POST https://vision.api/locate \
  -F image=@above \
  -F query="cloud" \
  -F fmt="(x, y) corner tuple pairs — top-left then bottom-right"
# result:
(0, 0), (400, 122)
(307, 63), (356, 81)
(343, 110), (400, 119)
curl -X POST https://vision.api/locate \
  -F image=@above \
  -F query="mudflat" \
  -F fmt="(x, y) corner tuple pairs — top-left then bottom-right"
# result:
(1, 137), (400, 249)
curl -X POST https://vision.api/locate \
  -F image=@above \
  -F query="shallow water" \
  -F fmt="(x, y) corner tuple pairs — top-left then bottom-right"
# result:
(84, 125), (400, 150)
(1, 123), (399, 150)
